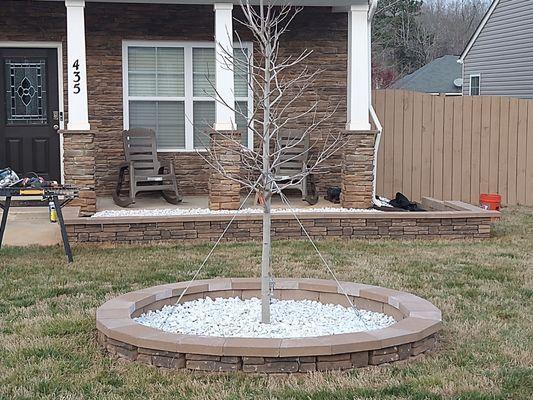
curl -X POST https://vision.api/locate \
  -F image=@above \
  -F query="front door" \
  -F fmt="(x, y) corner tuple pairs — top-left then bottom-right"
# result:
(0, 48), (61, 182)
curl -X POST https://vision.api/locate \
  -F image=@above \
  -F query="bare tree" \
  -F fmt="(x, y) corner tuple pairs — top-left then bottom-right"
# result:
(419, 0), (490, 59)
(197, 0), (344, 323)
(373, 0), (490, 82)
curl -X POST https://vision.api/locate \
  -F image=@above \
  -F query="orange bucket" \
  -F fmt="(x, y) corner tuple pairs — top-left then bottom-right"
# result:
(479, 193), (501, 211)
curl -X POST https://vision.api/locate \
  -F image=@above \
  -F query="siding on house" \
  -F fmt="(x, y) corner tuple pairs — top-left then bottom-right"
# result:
(462, 0), (533, 99)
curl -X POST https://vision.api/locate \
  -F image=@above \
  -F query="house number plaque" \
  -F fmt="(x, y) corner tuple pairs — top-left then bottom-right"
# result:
(72, 59), (81, 94)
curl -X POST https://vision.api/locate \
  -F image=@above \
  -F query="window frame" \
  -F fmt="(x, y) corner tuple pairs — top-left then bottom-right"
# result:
(469, 73), (481, 96)
(122, 40), (254, 152)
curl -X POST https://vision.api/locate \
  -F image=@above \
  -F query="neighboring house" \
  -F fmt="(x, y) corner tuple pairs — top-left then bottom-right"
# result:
(459, 0), (533, 98)
(0, 0), (379, 215)
(391, 55), (463, 95)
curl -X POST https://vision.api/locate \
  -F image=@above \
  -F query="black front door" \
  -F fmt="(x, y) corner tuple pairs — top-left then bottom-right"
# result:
(0, 48), (61, 182)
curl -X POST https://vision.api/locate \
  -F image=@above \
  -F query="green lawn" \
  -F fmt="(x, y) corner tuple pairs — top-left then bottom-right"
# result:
(0, 207), (532, 400)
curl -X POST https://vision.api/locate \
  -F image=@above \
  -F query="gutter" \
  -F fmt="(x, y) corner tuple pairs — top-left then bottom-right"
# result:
(368, 0), (382, 207)
(368, 0), (378, 20)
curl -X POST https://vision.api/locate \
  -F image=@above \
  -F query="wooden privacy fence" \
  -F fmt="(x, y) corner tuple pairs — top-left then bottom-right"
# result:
(372, 90), (533, 206)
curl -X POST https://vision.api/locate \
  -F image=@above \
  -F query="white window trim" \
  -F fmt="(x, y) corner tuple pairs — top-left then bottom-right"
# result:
(122, 40), (254, 152)
(469, 74), (481, 96)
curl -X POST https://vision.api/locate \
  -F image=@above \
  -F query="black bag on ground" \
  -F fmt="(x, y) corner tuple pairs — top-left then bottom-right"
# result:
(324, 187), (341, 204)
(389, 192), (425, 211)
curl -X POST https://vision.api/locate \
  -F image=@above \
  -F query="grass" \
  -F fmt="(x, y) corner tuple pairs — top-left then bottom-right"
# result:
(0, 207), (532, 400)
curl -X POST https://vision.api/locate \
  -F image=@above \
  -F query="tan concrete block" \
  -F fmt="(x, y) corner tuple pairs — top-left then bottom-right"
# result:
(298, 279), (339, 293)
(136, 353), (152, 365)
(186, 360), (217, 371)
(352, 297), (383, 313)
(318, 292), (352, 307)
(220, 356), (241, 364)
(153, 355), (186, 368)
(242, 356), (265, 365)
(178, 336), (225, 356)
(115, 346), (138, 360)
(185, 354), (221, 361)
(279, 337), (331, 357)
(231, 278), (261, 290)
(316, 360), (353, 371)
(369, 351), (399, 365)
(316, 353), (351, 363)
(329, 332), (381, 354)
(398, 343), (412, 360)
(243, 361), (299, 373)
(351, 351), (369, 367)
(299, 363), (317, 372)
(372, 346), (398, 356)
(412, 336), (437, 355)
(280, 289), (320, 301)
(223, 338), (281, 357)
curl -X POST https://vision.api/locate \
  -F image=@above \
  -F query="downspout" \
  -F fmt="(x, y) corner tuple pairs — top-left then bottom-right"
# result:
(368, 0), (378, 18)
(368, 0), (382, 207)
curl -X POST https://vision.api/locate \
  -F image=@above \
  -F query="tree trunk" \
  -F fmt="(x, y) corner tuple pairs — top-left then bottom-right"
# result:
(261, 193), (271, 324)
(260, 0), (272, 323)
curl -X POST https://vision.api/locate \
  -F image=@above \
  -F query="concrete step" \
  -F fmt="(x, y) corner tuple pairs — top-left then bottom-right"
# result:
(1, 207), (61, 247)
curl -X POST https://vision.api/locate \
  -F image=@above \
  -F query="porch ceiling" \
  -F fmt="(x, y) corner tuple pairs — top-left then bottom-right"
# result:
(41, 0), (369, 7)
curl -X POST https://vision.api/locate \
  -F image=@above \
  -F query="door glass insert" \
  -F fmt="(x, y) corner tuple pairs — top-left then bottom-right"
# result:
(4, 59), (48, 125)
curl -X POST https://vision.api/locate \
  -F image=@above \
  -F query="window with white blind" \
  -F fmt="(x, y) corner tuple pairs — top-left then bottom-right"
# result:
(469, 74), (480, 96)
(123, 42), (252, 151)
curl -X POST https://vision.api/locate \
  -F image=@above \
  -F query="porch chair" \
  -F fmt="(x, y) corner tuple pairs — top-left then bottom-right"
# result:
(112, 128), (182, 207)
(273, 130), (318, 205)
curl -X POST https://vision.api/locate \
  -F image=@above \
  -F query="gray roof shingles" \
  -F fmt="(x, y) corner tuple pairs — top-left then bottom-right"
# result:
(391, 55), (462, 94)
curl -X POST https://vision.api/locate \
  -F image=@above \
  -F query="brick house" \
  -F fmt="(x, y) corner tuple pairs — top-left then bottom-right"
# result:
(0, 0), (379, 215)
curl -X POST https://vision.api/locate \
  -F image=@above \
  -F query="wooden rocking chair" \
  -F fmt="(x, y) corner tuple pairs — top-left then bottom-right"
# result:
(112, 128), (182, 207)
(273, 130), (318, 205)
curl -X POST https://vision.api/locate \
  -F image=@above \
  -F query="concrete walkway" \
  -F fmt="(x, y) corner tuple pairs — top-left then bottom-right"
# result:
(1, 206), (61, 247)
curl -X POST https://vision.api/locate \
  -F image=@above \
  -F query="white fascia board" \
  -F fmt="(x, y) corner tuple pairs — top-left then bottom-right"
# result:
(43, 0), (370, 6)
(459, 0), (500, 62)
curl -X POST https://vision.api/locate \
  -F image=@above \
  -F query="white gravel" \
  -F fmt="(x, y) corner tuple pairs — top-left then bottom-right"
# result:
(134, 297), (396, 338)
(92, 207), (379, 218)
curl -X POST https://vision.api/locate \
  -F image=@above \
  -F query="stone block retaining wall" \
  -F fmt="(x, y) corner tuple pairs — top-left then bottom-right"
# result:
(96, 279), (442, 373)
(98, 332), (437, 373)
(64, 199), (498, 244)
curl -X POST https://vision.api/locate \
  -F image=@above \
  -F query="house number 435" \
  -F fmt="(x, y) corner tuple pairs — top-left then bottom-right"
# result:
(72, 59), (82, 94)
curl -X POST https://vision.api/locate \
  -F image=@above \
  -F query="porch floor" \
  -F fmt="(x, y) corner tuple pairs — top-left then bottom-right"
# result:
(96, 193), (343, 213)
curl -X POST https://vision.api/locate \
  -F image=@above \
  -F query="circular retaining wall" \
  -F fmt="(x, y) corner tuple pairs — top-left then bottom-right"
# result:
(96, 278), (442, 373)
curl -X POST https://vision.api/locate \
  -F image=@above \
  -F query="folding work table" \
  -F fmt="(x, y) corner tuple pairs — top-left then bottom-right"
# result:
(0, 186), (79, 262)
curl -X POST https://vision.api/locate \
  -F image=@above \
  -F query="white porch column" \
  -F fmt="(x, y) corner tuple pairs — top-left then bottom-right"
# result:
(346, 4), (371, 131)
(65, 0), (90, 130)
(213, 3), (235, 131)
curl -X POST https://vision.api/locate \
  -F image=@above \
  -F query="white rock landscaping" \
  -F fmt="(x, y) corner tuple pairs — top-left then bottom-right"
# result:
(92, 207), (379, 219)
(134, 297), (396, 338)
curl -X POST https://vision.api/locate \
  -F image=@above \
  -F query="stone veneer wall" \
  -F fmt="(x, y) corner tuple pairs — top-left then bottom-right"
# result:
(61, 131), (97, 215)
(341, 131), (377, 208)
(0, 2), (350, 199)
(208, 131), (242, 210)
(98, 331), (437, 373)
